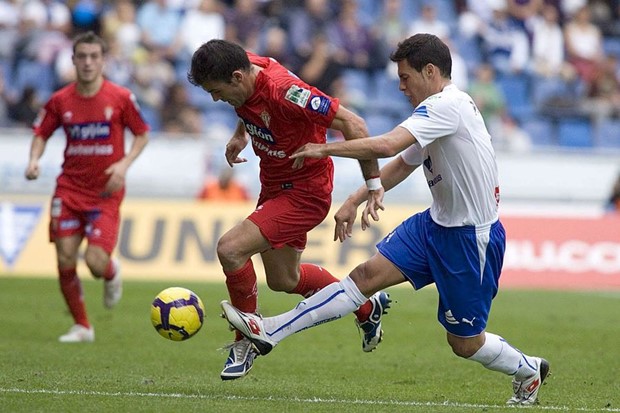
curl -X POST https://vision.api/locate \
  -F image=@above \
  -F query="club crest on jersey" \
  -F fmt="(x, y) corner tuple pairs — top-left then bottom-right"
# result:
(260, 110), (271, 128)
(285, 85), (311, 108)
(105, 106), (113, 120)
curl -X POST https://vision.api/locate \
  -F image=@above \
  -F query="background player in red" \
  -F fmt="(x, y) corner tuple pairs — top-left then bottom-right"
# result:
(24, 31), (149, 343)
(188, 39), (390, 380)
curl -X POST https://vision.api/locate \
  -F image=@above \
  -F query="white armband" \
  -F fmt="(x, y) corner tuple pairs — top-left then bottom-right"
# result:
(365, 177), (382, 191)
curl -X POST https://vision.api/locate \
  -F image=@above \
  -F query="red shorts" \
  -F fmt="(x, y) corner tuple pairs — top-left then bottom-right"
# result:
(49, 188), (121, 254)
(249, 186), (331, 251)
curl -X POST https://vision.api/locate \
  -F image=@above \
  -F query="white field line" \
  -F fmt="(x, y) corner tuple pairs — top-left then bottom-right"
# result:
(1, 387), (619, 412)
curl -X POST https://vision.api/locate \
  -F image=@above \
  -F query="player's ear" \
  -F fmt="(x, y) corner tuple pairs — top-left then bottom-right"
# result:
(231, 70), (244, 84)
(424, 64), (434, 78)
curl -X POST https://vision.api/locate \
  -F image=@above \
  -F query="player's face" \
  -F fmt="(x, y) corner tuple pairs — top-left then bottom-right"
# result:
(201, 74), (248, 108)
(396, 60), (433, 108)
(72, 43), (105, 84)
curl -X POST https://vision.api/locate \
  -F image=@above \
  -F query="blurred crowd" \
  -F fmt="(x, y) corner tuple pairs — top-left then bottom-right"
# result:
(0, 0), (619, 149)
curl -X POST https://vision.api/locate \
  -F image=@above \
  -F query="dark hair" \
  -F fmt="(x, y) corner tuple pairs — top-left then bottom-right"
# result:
(187, 39), (252, 86)
(72, 31), (107, 54)
(390, 33), (451, 79)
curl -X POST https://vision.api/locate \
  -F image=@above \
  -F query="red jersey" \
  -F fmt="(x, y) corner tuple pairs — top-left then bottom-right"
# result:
(33, 80), (149, 200)
(236, 53), (339, 194)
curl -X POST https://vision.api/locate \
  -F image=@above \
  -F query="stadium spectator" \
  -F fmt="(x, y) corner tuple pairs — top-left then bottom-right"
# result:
(175, 0), (226, 62)
(196, 167), (250, 201)
(221, 33), (550, 407)
(131, 47), (176, 131)
(224, 0), (265, 51)
(374, 0), (408, 54)
(7, 85), (40, 127)
(101, 0), (142, 61)
(287, 0), (336, 67)
(100, 36), (134, 88)
(136, 0), (181, 62)
(480, 1), (530, 75)
(160, 81), (203, 134)
(506, 0), (543, 35)
(24, 31), (149, 343)
(257, 25), (295, 70)
(325, 0), (388, 75)
(0, 0), (20, 68)
(468, 63), (506, 135)
(20, 0), (72, 35)
(564, 5), (605, 93)
(408, 2), (451, 39)
(583, 53), (620, 124)
(187, 39), (387, 381)
(294, 32), (344, 97)
(529, 4), (569, 79)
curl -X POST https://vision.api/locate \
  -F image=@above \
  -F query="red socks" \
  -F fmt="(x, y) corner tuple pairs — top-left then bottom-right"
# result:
(58, 267), (90, 328)
(224, 260), (258, 341)
(103, 259), (116, 281)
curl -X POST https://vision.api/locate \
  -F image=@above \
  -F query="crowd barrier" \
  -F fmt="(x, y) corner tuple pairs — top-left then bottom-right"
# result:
(1, 198), (619, 290)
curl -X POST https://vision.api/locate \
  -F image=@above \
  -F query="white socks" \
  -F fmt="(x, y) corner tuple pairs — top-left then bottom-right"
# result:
(469, 332), (538, 379)
(262, 276), (367, 343)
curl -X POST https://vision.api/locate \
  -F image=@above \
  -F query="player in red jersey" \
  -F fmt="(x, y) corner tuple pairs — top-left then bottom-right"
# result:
(24, 31), (149, 343)
(188, 39), (391, 380)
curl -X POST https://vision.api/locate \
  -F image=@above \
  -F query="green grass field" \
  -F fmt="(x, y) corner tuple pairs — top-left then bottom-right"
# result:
(1, 276), (619, 413)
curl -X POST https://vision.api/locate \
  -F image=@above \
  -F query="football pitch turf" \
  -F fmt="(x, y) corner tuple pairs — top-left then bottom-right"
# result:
(1, 276), (619, 413)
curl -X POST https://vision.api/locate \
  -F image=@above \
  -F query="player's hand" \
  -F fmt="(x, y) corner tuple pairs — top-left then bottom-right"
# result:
(290, 143), (325, 169)
(25, 161), (40, 180)
(360, 187), (385, 230)
(103, 161), (127, 193)
(333, 198), (359, 242)
(225, 137), (248, 167)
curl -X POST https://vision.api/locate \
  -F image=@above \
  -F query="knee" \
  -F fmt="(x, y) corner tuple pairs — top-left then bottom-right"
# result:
(84, 248), (108, 278)
(217, 234), (246, 268)
(447, 334), (484, 358)
(57, 250), (77, 268)
(348, 263), (376, 297)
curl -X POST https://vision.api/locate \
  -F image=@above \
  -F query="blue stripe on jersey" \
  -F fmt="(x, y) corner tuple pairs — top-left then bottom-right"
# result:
(413, 105), (430, 117)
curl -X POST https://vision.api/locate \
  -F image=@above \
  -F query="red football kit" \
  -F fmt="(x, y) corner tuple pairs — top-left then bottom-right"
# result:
(238, 53), (340, 250)
(33, 80), (149, 253)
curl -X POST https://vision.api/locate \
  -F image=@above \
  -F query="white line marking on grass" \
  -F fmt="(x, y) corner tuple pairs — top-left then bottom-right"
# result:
(1, 387), (618, 412)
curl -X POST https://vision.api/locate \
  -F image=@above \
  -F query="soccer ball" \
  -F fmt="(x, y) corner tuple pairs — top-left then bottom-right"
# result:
(150, 287), (205, 341)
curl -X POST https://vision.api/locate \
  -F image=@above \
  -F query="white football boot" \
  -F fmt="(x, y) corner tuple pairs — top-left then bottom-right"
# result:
(103, 258), (122, 309)
(58, 324), (95, 343)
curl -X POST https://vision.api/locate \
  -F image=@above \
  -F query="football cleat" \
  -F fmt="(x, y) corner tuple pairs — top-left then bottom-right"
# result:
(58, 324), (95, 343)
(507, 357), (550, 405)
(220, 300), (276, 356)
(103, 258), (122, 309)
(220, 337), (258, 380)
(356, 291), (392, 352)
